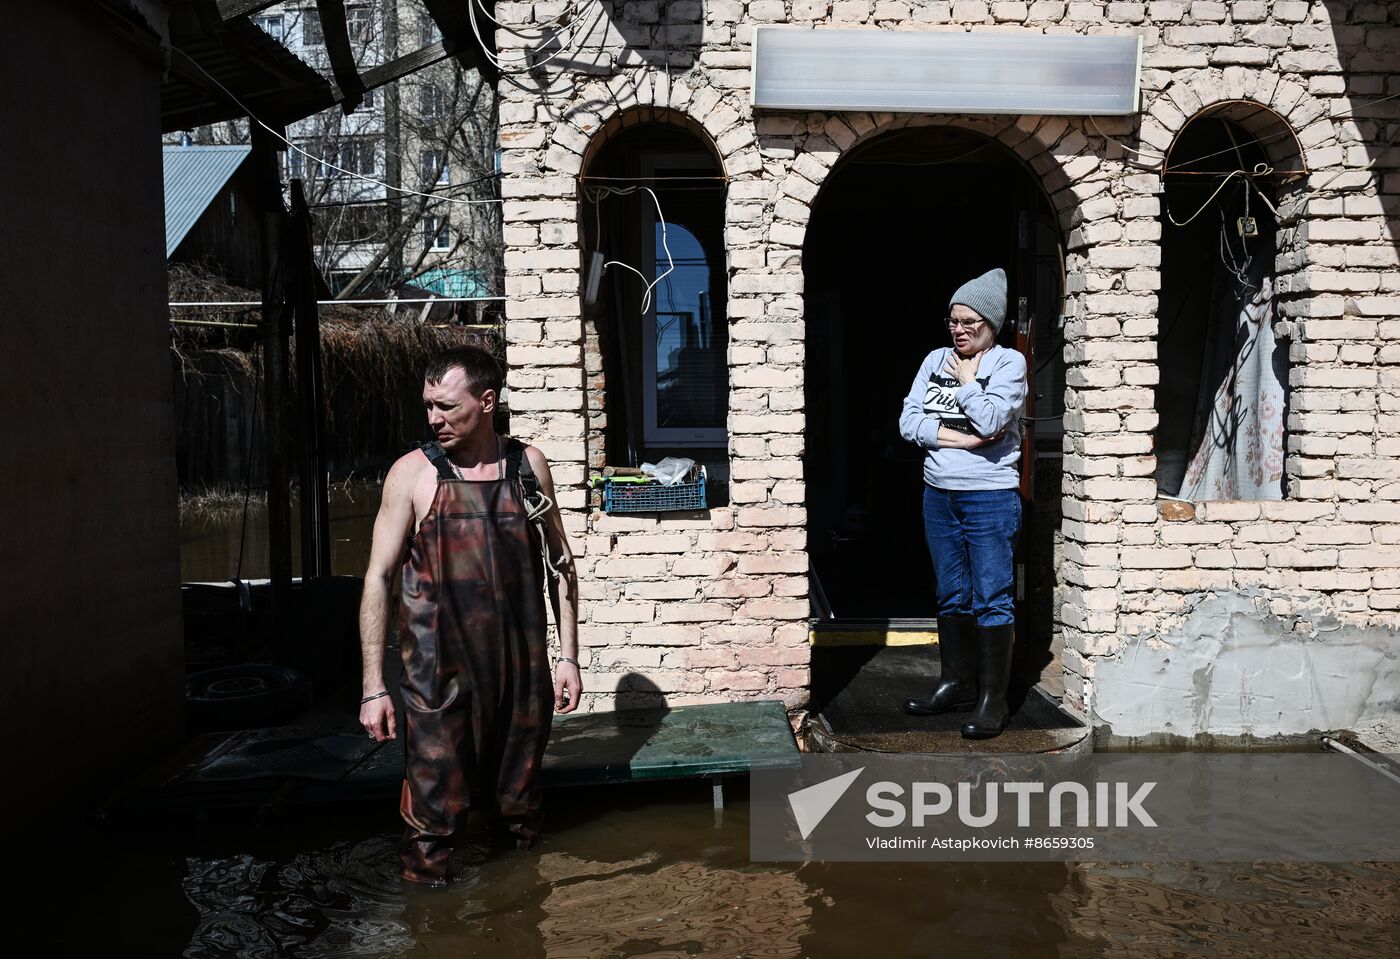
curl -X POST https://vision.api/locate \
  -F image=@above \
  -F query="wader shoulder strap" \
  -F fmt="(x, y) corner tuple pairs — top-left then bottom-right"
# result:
(505, 437), (542, 501)
(505, 437), (563, 580)
(419, 440), (456, 481)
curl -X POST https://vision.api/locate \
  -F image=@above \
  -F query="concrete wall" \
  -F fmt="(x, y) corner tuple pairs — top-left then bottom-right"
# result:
(0, 2), (183, 820)
(494, 1), (1399, 739)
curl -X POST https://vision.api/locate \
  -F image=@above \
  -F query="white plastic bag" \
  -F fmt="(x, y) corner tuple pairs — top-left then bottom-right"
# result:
(641, 456), (696, 486)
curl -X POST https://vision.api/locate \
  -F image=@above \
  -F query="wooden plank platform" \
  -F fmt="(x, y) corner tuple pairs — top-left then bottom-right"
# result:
(113, 699), (800, 813)
(544, 700), (801, 785)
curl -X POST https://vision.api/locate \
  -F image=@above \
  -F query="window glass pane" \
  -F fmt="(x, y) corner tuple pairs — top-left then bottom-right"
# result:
(420, 85), (443, 118)
(423, 216), (448, 250)
(254, 15), (284, 43)
(346, 5), (370, 42)
(419, 15), (441, 46)
(302, 10), (323, 45)
(653, 222), (723, 430)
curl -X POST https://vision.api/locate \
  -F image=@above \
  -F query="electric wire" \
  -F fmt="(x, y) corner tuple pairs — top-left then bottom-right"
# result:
(467, 0), (594, 73)
(172, 47), (501, 207)
(585, 185), (675, 315)
(471, 0), (583, 37)
(1090, 114), (1168, 164)
(1164, 164), (1272, 227)
(1098, 90), (1400, 175)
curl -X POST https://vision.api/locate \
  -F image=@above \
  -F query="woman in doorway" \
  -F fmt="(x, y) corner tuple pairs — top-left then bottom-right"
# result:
(898, 268), (1027, 739)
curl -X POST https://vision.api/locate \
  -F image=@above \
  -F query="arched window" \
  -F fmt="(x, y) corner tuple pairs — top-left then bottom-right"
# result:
(1156, 104), (1304, 502)
(580, 115), (728, 498)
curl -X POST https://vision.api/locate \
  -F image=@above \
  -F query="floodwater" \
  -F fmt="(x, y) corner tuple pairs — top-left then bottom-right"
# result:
(167, 489), (1399, 957)
(37, 779), (1400, 958)
(180, 481), (384, 583)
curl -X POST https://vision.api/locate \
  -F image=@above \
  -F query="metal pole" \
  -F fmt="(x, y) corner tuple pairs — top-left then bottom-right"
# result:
(289, 179), (332, 580)
(252, 121), (294, 653)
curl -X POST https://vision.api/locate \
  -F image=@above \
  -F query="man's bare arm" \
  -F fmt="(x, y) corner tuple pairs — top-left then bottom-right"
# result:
(526, 446), (583, 713)
(359, 456), (416, 740)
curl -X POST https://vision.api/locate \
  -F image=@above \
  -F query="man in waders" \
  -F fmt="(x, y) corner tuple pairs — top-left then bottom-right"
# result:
(358, 345), (582, 885)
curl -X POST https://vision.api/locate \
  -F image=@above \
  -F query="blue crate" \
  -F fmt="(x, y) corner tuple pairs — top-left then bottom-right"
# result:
(603, 466), (708, 513)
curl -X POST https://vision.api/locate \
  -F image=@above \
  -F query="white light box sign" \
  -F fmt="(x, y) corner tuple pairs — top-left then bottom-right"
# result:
(751, 27), (1142, 116)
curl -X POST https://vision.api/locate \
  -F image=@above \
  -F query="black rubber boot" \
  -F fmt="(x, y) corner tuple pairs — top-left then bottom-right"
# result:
(904, 615), (979, 715)
(961, 623), (1016, 739)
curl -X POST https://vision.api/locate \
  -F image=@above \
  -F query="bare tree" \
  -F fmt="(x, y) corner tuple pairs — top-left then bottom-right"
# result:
(165, 1), (502, 304)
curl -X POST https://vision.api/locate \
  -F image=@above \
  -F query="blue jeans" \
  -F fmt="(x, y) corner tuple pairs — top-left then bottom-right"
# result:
(922, 485), (1022, 627)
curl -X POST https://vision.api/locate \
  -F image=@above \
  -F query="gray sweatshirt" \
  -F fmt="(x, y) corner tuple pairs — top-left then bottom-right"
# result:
(899, 344), (1027, 491)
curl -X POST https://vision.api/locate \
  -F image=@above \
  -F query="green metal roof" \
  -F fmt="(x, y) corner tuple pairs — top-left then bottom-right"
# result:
(412, 267), (487, 299)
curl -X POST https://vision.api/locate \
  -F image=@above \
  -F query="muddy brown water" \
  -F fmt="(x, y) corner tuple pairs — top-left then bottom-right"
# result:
(180, 482), (384, 583)
(30, 780), (1400, 957)
(167, 488), (1400, 956)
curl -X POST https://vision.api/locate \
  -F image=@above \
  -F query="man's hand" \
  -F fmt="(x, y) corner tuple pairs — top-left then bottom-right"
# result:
(554, 662), (582, 713)
(944, 350), (985, 385)
(361, 694), (397, 742)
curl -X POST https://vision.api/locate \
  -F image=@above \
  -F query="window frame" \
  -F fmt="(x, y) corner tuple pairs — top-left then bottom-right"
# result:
(419, 83), (446, 120)
(301, 9), (324, 45)
(344, 4), (371, 43)
(639, 154), (728, 448)
(420, 148), (449, 185)
(419, 14), (442, 46)
(253, 14), (285, 43)
(423, 214), (450, 251)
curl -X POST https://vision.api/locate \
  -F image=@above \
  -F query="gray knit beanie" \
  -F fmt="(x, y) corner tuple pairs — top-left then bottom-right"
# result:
(949, 267), (1008, 333)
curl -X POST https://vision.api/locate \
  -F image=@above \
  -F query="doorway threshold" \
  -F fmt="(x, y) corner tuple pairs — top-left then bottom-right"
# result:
(809, 618), (939, 647)
(808, 643), (1088, 755)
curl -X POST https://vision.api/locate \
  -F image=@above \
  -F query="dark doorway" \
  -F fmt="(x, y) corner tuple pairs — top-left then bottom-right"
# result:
(803, 126), (1064, 631)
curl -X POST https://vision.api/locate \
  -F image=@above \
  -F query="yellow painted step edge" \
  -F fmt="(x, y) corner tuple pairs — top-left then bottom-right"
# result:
(809, 630), (939, 647)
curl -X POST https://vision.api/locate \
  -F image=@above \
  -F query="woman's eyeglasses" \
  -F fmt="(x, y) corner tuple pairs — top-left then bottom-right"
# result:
(946, 317), (984, 331)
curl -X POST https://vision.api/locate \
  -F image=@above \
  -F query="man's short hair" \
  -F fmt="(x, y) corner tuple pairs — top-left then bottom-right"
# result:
(424, 345), (504, 397)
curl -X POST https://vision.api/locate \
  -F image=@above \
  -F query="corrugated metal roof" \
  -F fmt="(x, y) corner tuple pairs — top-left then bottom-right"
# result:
(414, 268), (488, 299)
(163, 145), (252, 258)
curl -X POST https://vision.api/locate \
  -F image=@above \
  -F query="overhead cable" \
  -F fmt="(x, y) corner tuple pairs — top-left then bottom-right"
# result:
(172, 47), (501, 207)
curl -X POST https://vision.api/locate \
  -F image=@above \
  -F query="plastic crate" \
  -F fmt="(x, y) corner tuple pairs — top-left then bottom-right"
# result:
(602, 466), (708, 513)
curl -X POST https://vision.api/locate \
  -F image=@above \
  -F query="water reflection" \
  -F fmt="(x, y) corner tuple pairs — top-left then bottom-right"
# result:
(168, 788), (1400, 958)
(1051, 860), (1400, 957)
(178, 793), (816, 958)
(537, 856), (810, 958)
(180, 482), (383, 583)
(184, 836), (415, 958)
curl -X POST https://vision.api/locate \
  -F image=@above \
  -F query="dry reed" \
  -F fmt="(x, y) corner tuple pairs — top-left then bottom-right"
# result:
(168, 261), (501, 407)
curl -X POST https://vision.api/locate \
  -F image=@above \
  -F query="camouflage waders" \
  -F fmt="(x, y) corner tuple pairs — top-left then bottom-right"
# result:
(397, 435), (552, 884)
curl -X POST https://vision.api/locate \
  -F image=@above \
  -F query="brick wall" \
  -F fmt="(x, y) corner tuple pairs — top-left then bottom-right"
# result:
(494, 1), (1399, 736)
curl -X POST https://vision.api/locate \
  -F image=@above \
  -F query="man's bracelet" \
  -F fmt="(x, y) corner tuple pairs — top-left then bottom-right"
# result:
(361, 690), (390, 704)
(557, 656), (578, 667)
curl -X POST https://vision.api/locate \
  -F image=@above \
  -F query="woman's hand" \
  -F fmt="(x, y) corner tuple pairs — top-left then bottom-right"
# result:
(944, 350), (985, 385)
(937, 426), (1005, 449)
